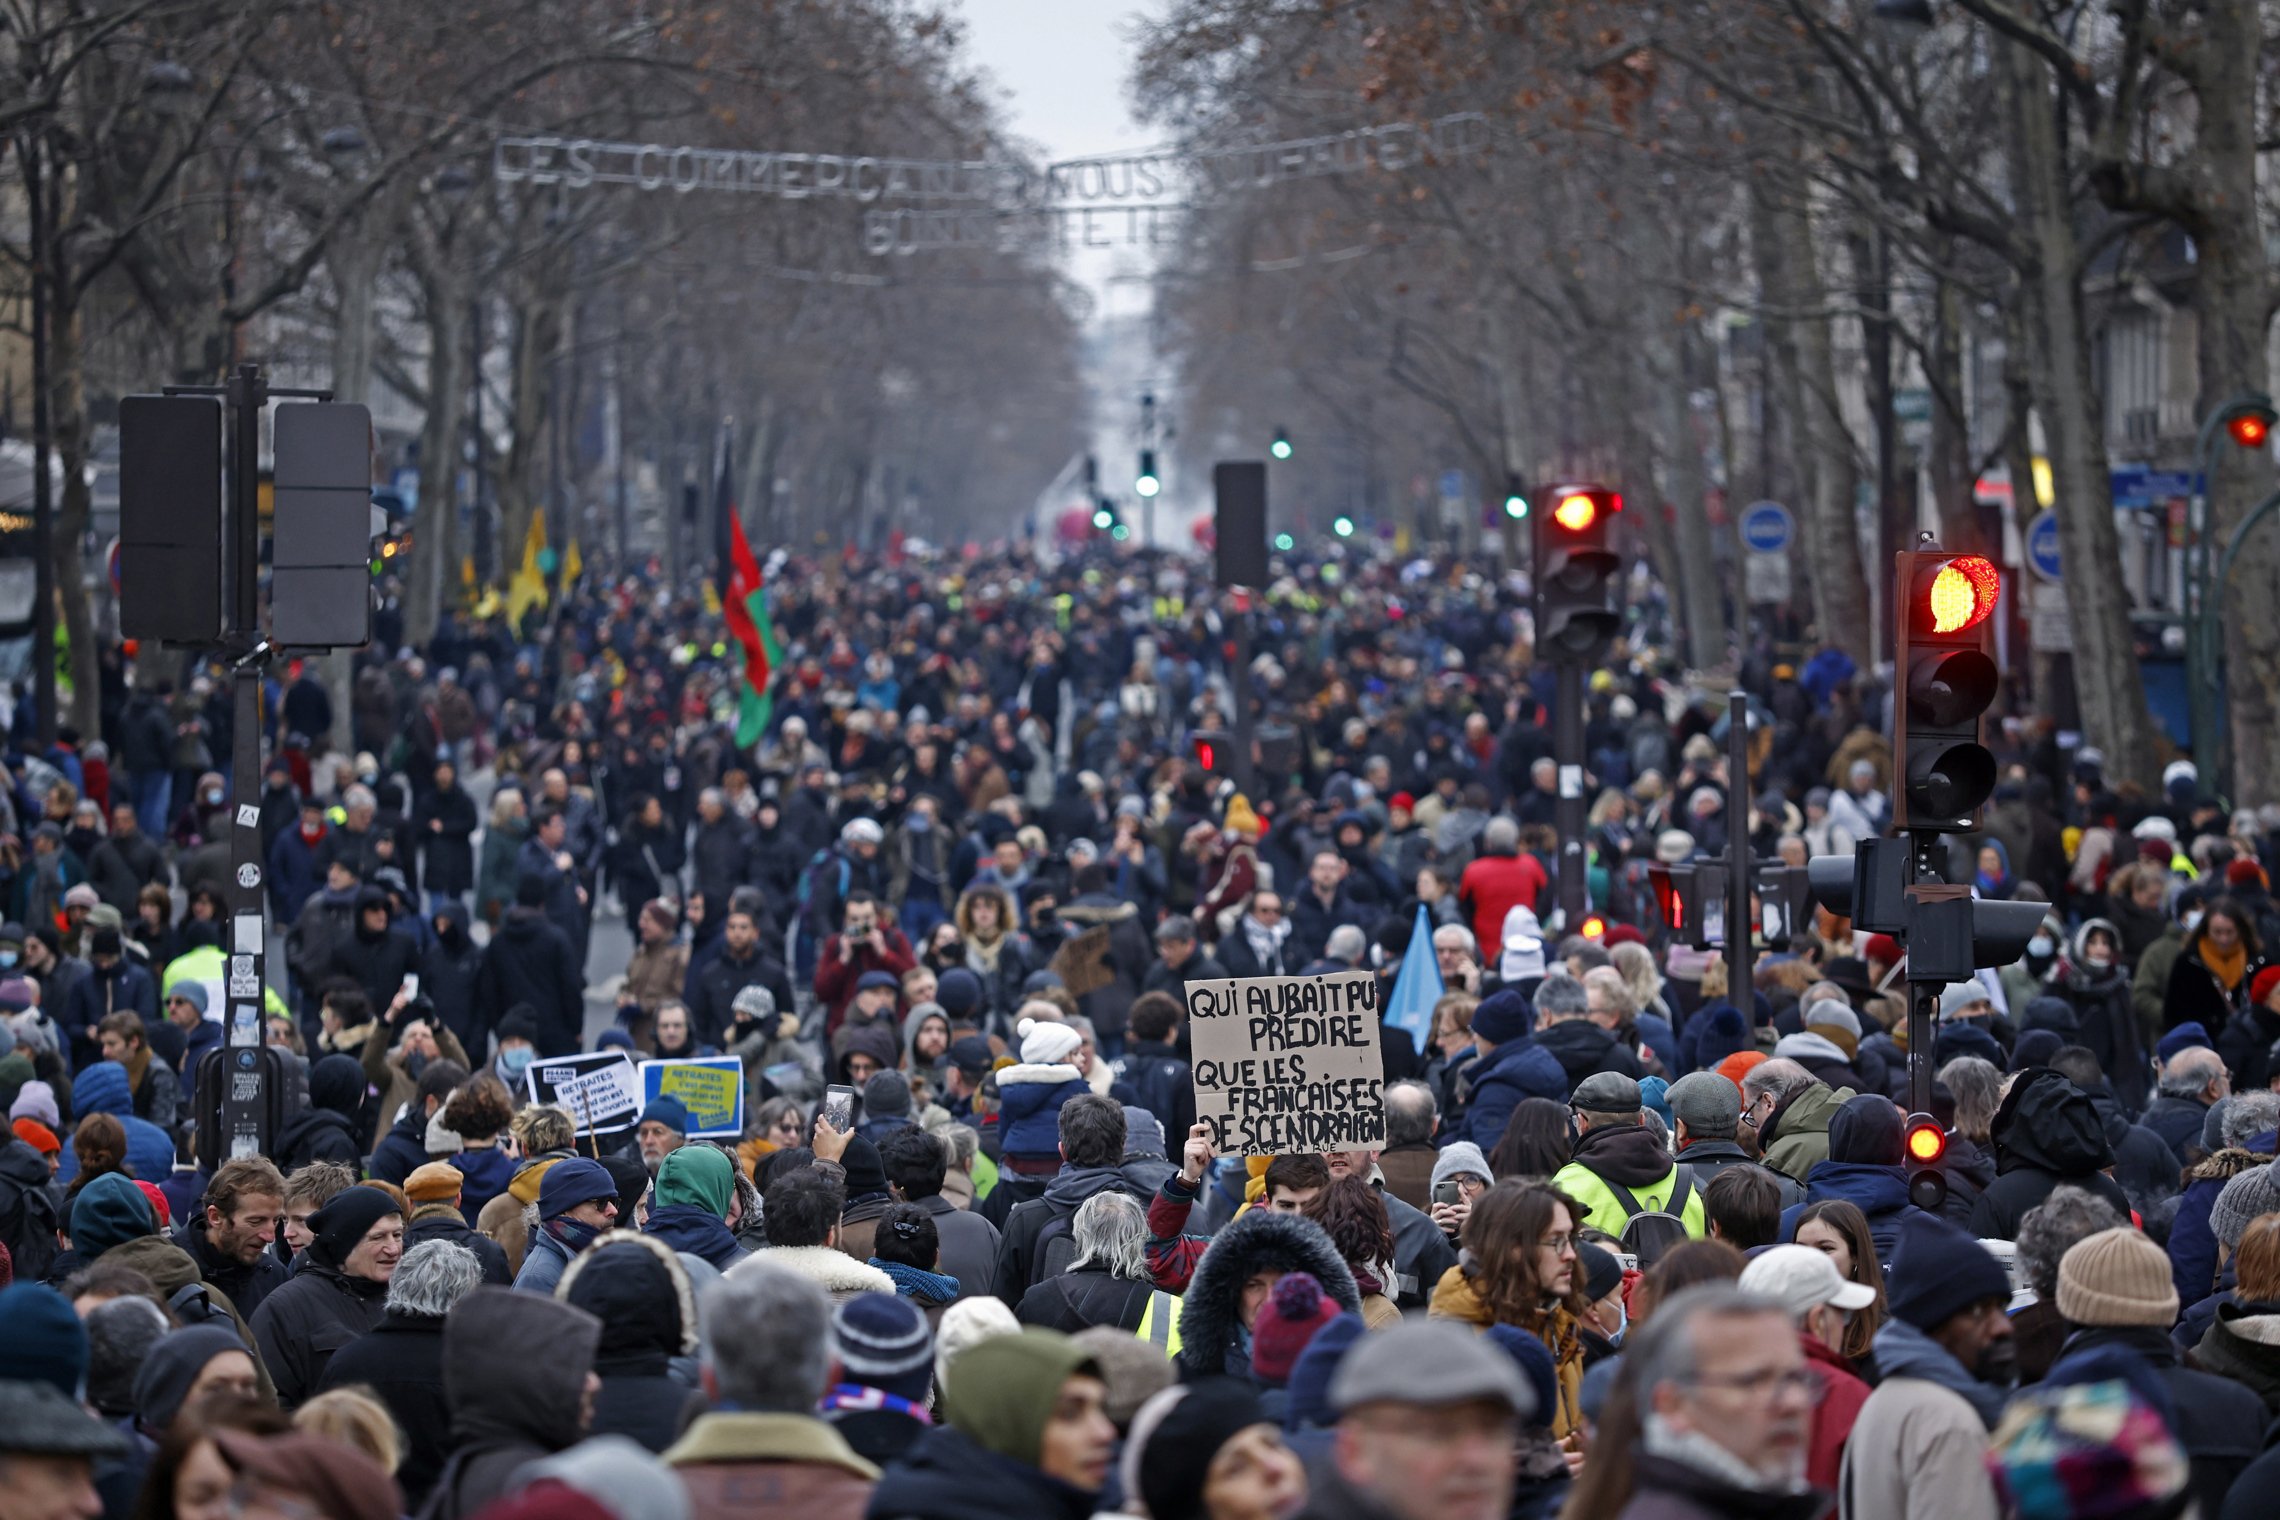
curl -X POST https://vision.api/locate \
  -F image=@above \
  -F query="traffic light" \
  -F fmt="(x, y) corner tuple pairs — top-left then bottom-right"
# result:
(1092, 503), (1116, 531)
(1191, 728), (1232, 775)
(119, 395), (224, 643)
(1270, 428), (1293, 461)
(1502, 474), (1528, 521)
(1893, 550), (2000, 830)
(1904, 1112), (1949, 1210)
(1332, 515), (1355, 538)
(1533, 483), (1621, 660)
(270, 401), (377, 649)
(1136, 450), (1161, 498)
(2223, 397), (2277, 449)
(1648, 861), (1723, 950)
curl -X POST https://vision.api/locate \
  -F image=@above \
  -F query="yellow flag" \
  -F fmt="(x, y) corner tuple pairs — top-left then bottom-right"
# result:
(562, 538), (584, 588)
(505, 512), (549, 628)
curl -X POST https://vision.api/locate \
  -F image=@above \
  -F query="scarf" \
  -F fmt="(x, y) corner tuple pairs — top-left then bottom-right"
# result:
(543, 1216), (604, 1258)
(871, 1258), (961, 1304)
(2201, 938), (2250, 992)
(1242, 914), (1291, 972)
(645, 1203), (744, 1270)
(820, 1384), (933, 1423)
(966, 934), (1004, 974)
(1641, 1417), (1810, 1498)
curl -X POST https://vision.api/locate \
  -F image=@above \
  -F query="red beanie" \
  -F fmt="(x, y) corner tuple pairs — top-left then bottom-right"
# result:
(1250, 1271), (1344, 1385)
(11, 1118), (57, 1155)
(2226, 858), (2266, 889)
(1717, 1049), (1769, 1089)
(134, 1180), (171, 1229)
(1865, 933), (1903, 968)
(2252, 966), (2280, 1009)
(1603, 923), (1647, 949)
(1389, 792), (1416, 813)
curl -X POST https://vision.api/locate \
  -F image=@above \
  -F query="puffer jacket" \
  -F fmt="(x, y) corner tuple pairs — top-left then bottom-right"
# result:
(1966, 1069), (2130, 1239)
(992, 1062), (1087, 1159)
(56, 1061), (175, 1185)
(425, 1287), (604, 1520)
(1170, 1206), (1360, 1385)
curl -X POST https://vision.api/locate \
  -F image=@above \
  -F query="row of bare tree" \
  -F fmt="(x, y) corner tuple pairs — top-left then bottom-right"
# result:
(1132, 1), (2280, 798)
(5, 0), (1086, 733)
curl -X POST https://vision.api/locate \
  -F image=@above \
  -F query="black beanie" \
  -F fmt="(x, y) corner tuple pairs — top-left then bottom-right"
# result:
(1137, 1379), (1267, 1520)
(307, 1186), (400, 1269)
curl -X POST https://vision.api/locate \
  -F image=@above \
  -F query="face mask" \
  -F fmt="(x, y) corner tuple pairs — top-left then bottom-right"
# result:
(2027, 935), (2053, 958)
(1604, 1298), (1628, 1348)
(2085, 950), (2113, 969)
(2184, 910), (2206, 933)
(204, 787), (224, 805)
(500, 1046), (534, 1076)
(0, 951), (16, 969)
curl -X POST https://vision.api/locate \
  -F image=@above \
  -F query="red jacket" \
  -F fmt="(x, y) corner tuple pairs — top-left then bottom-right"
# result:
(813, 927), (917, 1038)
(1459, 852), (1548, 950)
(1801, 1329), (1872, 1492)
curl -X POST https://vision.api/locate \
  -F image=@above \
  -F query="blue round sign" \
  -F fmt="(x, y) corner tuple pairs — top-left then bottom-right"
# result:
(2026, 510), (2061, 581)
(1739, 500), (1793, 554)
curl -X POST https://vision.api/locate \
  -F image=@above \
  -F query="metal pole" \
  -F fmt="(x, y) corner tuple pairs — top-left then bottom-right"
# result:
(1556, 660), (1587, 927)
(1230, 598), (1258, 802)
(1726, 689), (1753, 1007)
(2198, 482), (2280, 802)
(1906, 980), (1937, 1117)
(219, 364), (270, 1162)
(469, 297), (492, 584)
(24, 134), (56, 748)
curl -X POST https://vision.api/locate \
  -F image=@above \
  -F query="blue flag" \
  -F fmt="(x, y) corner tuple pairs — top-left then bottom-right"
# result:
(1382, 904), (1445, 1052)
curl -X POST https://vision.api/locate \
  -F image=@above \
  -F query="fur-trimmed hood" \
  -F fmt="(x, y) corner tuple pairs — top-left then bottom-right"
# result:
(1174, 1207), (1361, 1384)
(2187, 1146), (2277, 1186)
(994, 1062), (1085, 1087)
(556, 1228), (699, 1363)
(729, 1244), (895, 1299)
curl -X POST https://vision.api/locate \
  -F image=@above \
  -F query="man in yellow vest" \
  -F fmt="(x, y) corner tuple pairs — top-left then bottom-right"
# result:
(1549, 1072), (1706, 1242)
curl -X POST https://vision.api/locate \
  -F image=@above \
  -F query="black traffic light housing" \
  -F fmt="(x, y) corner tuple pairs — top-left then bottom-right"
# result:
(1648, 860), (1724, 950)
(270, 402), (377, 649)
(1893, 548), (2001, 830)
(1191, 728), (1233, 776)
(1904, 1111), (1950, 1211)
(119, 395), (225, 644)
(1533, 484), (1621, 660)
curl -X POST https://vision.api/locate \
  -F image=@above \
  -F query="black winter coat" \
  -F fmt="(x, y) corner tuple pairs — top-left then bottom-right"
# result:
(1966, 1069), (2131, 1239)
(413, 784), (479, 895)
(1015, 1268), (1155, 1332)
(272, 1106), (364, 1174)
(328, 888), (420, 1014)
(249, 1260), (389, 1407)
(406, 1207), (512, 1285)
(555, 1236), (702, 1454)
(320, 1311), (453, 1507)
(868, 1426), (1099, 1520)
(688, 817), (751, 907)
(2218, 1003), (2280, 1093)
(2165, 942), (2263, 1035)
(475, 909), (584, 1056)
(367, 1110), (429, 1188)
(687, 944), (796, 1048)
(171, 1216), (289, 1322)
(2060, 1324), (2265, 1520)
(417, 904), (484, 1052)
(1534, 1018), (1646, 1089)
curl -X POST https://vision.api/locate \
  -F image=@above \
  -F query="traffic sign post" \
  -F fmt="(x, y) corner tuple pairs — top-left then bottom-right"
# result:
(1738, 500), (1793, 555)
(2025, 510), (2062, 582)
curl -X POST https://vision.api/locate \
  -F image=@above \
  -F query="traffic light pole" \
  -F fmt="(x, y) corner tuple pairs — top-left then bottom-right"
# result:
(1230, 593), (1258, 802)
(1555, 660), (1587, 926)
(1725, 690), (1752, 1011)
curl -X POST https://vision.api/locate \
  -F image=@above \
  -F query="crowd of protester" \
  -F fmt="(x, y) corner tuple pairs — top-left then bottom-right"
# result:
(0, 540), (2273, 1520)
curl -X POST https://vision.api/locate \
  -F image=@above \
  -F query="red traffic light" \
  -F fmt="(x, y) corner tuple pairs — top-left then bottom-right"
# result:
(1917, 555), (2000, 635)
(1580, 915), (1606, 940)
(1905, 1117), (1947, 1165)
(1194, 739), (1216, 772)
(2229, 412), (2273, 448)
(1551, 489), (1621, 532)
(1649, 866), (1684, 932)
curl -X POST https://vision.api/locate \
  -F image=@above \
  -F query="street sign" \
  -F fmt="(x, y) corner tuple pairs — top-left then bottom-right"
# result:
(2026, 510), (2062, 581)
(2028, 581), (2073, 652)
(2110, 465), (2200, 510)
(1438, 468), (1465, 503)
(1739, 500), (1793, 555)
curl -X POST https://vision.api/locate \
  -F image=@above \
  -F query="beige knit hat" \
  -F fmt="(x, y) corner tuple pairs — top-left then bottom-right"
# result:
(2055, 1226), (2179, 1328)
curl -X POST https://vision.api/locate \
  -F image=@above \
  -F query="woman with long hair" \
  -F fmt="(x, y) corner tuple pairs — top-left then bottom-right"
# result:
(954, 884), (1034, 1021)
(1307, 1177), (1403, 1329)
(64, 1112), (130, 1202)
(1489, 1098), (1574, 1182)
(1427, 1181), (1589, 1436)
(1793, 1199), (1887, 1367)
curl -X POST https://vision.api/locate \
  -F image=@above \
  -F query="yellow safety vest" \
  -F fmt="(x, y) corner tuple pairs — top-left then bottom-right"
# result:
(1132, 1289), (1185, 1359)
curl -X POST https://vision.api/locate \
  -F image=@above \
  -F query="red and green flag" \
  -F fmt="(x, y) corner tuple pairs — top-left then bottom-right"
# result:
(718, 475), (782, 749)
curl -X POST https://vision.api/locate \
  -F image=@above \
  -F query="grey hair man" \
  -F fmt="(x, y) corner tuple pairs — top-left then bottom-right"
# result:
(1622, 1285), (1818, 1502)
(1312, 1320), (1532, 1520)
(320, 1239), (486, 1507)
(1382, 1077), (1441, 1208)
(664, 1262), (880, 1512)
(1011, 1190), (1159, 1334)
(2146, 1045), (2230, 1167)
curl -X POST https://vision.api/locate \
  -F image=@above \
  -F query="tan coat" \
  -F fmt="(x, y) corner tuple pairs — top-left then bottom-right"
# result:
(360, 1020), (471, 1150)
(666, 1412), (878, 1520)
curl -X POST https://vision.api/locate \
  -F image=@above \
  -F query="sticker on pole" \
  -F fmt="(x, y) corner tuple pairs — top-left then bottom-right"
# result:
(236, 863), (262, 889)
(228, 956), (259, 999)
(639, 1057), (745, 1139)
(1186, 970), (1386, 1155)
(236, 804), (260, 828)
(527, 1051), (641, 1135)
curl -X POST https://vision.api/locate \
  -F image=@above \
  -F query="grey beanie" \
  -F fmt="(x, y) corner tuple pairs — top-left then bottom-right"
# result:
(2210, 1162), (2280, 1250)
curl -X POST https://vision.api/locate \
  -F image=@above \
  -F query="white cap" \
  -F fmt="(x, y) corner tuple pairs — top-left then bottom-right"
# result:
(1739, 1244), (1878, 1318)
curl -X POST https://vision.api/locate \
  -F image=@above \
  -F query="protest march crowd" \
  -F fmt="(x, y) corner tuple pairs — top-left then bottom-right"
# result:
(0, 541), (2278, 1520)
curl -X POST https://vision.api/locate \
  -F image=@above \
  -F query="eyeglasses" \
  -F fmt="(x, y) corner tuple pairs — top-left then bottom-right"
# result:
(1681, 1366), (1824, 1401)
(1536, 1233), (1574, 1255)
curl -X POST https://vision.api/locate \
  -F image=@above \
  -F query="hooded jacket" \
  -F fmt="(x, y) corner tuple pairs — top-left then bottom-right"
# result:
(2050, 921), (2148, 1112)
(1842, 1318), (2004, 1520)
(1533, 1017), (1645, 1089)
(993, 1062), (1090, 1159)
(990, 1161), (1156, 1304)
(475, 908), (585, 1057)
(2188, 1298), (2280, 1416)
(1759, 1082), (1853, 1185)
(1449, 1032), (1569, 1151)
(319, 1309), (453, 1507)
(2169, 1145), (2272, 1305)
(427, 1287), (604, 1520)
(1551, 1122), (1707, 1240)
(1965, 1069), (2129, 1239)
(328, 886), (419, 1017)
(272, 1054), (367, 1173)
(416, 902), (483, 1051)
(1170, 1206), (1362, 1384)
(558, 1232), (705, 1453)
(55, 1060), (175, 1185)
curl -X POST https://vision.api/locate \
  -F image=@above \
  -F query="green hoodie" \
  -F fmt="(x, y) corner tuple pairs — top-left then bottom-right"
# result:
(941, 1329), (1098, 1468)
(652, 1145), (734, 1216)
(1763, 1083), (1857, 1185)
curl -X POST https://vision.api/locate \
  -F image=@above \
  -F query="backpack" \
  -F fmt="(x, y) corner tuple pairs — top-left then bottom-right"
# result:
(1598, 1168), (1695, 1266)
(794, 849), (852, 949)
(1031, 1204), (1084, 1288)
(0, 1143), (59, 1284)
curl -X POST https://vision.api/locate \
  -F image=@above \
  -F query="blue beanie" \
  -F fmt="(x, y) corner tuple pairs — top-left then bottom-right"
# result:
(935, 968), (984, 1019)
(831, 1292), (934, 1406)
(538, 1157), (619, 1222)
(1828, 1093), (1904, 1167)
(639, 1094), (691, 1135)
(2155, 1022), (2212, 1065)
(1469, 989), (1533, 1046)
(1485, 1323), (1561, 1429)
(0, 1284), (90, 1396)
(1282, 1312), (1368, 1432)
(1886, 1210), (2012, 1332)
(1688, 1003), (1751, 1074)
(1933, 1020), (2005, 1069)
(1638, 1075), (1673, 1131)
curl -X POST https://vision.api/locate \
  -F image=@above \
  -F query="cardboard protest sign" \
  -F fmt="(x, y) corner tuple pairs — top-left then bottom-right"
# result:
(526, 1051), (641, 1135)
(1187, 970), (1387, 1155)
(639, 1056), (745, 1139)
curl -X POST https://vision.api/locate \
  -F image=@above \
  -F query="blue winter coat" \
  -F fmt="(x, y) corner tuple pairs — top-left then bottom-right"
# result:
(995, 1063), (1088, 1158)
(58, 1060), (176, 1185)
(1449, 1037), (1569, 1153)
